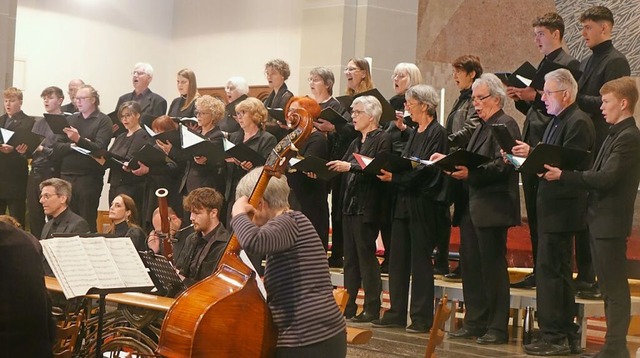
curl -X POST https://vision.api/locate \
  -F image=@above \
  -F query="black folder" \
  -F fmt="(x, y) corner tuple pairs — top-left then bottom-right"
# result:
(145, 125), (181, 147)
(354, 88), (396, 125)
(335, 95), (354, 111)
(44, 113), (71, 135)
(289, 156), (339, 181)
(128, 144), (175, 170)
(224, 138), (266, 167)
(490, 124), (518, 154)
(431, 149), (492, 172)
(495, 72), (512, 85)
(267, 107), (286, 125)
(529, 62), (583, 91)
(509, 143), (589, 174)
(354, 152), (414, 175)
(0, 128), (43, 154)
(180, 125), (225, 163)
(318, 107), (348, 127)
(108, 111), (127, 137)
(503, 62), (537, 88)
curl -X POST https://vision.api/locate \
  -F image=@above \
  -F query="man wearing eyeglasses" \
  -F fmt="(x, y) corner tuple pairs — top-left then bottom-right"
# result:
(39, 178), (89, 241)
(506, 13), (579, 291)
(115, 62), (167, 128)
(510, 69), (595, 356)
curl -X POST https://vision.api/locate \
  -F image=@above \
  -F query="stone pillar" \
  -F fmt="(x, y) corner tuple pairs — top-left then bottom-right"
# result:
(0, 0), (17, 107)
(298, 0), (419, 98)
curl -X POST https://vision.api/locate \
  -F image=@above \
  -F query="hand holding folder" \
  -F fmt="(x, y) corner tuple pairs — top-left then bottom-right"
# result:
(288, 156), (339, 181)
(223, 138), (266, 167)
(44, 113), (71, 135)
(0, 127), (43, 155)
(506, 143), (589, 174)
(179, 125), (225, 163)
(422, 149), (492, 172)
(353, 152), (415, 175)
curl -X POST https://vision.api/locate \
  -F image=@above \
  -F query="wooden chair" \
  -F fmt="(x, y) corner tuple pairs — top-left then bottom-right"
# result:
(425, 295), (451, 358)
(53, 312), (84, 358)
(333, 288), (373, 345)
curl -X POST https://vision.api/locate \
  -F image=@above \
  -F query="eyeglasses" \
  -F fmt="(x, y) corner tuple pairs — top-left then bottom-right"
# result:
(121, 112), (134, 119)
(195, 111), (211, 117)
(307, 77), (323, 83)
(471, 94), (492, 102)
(392, 73), (407, 79)
(234, 111), (246, 118)
(344, 67), (360, 73)
(39, 193), (59, 200)
(74, 96), (89, 102)
(542, 89), (567, 97)
(351, 110), (365, 117)
(132, 71), (147, 76)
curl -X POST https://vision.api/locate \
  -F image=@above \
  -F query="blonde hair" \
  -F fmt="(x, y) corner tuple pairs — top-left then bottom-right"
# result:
(235, 97), (268, 129)
(195, 95), (225, 124)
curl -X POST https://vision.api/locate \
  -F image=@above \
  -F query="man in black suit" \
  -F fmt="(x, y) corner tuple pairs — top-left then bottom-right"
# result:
(0, 87), (35, 226)
(0, 221), (54, 357)
(507, 13), (579, 289)
(440, 74), (521, 345)
(115, 62), (167, 128)
(61, 78), (84, 113)
(39, 177), (90, 240)
(573, 6), (631, 297)
(543, 77), (640, 358)
(514, 69), (595, 356)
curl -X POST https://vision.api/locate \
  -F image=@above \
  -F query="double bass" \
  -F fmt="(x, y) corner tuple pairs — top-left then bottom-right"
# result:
(156, 108), (313, 357)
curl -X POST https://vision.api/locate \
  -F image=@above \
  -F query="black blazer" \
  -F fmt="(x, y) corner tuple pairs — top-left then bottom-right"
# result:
(561, 117), (640, 238)
(179, 223), (231, 287)
(0, 222), (54, 357)
(263, 84), (294, 141)
(116, 88), (167, 128)
(168, 96), (196, 118)
(465, 110), (521, 228)
(0, 111), (35, 197)
(40, 208), (91, 240)
(536, 103), (595, 233)
(522, 49), (580, 146)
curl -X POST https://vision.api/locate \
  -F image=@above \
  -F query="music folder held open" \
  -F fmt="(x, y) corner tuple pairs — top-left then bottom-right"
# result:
(128, 144), (175, 171)
(425, 149), (492, 172)
(179, 125), (225, 163)
(506, 143), (589, 174)
(288, 155), (339, 181)
(490, 124), (518, 154)
(497, 62), (537, 88)
(336, 88), (396, 125)
(0, 127), (44, 154)
(318, 107), (348, 127)
(144, 125), (181, 147)
(267, 107), (286, 125)
(44, 113), (71, 135)
(353, 152), (415, 175)
(41, 236), (155, 299)
(223, 137), (266, 166)
(107, 111), (127, 137)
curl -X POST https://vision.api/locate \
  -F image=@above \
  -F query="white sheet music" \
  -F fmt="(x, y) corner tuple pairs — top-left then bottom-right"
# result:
(223, 137), (236, 151)
(239, 250), (267, 300)
(0, 127), (14, 143)
(42, 236), (154, 299)
(180, 125), (205, 148)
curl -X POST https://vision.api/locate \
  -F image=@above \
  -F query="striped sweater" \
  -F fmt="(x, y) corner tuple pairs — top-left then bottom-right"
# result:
(231, 210), (346, 347)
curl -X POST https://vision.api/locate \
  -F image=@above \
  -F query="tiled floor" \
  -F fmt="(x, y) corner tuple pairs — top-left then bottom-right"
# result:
(345, 321), (640, 357)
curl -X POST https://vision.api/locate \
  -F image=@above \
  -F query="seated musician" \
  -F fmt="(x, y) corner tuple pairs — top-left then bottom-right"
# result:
(147, 205), (193, 270)
(231, 168), (347, 357)
(176, 187), (230, 287)
(108, 194), (147, 251)
(39, 178), (90, 240)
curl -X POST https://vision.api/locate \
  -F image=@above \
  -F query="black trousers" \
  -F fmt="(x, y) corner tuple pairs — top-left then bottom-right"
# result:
(574, 229), (595, 283)
(591, 236), (630, 349)
(62, 174), (103, 232)
(275, 330), (346, 358)
(26, 169), (57, 238)
(536, 231), (579, 342)
(385, 200), (448, 327)
(0, 197), (26, 227)
(459, 211), (510, 337)
(521, 172), (539, 269)
(329, 178), (344, 262)
(342, 215), (381, 317)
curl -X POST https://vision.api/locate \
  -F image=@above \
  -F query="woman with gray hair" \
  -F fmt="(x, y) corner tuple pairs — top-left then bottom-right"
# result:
(220, 76), (249, 135)
(327, 95), (391, 322)
(263, 59), (294, 141)
(375, 84), (449, 332)
(231, 168), (347, 356)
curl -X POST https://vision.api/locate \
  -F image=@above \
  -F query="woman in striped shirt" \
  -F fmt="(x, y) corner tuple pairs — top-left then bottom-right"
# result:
(231, 168), (346, 357)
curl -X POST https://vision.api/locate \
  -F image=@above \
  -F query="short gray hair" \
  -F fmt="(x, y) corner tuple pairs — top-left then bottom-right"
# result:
(227, 76), (249, 95)
(393, 63), (424, 87)
(405, 84), (439, 118)
(352, 95), (382, 125)
(472, 73), (506, 107)
(309, 67), (335, 95)
(544, 69), (578, 102)
(134, 62), (154, 78)
(236, 167), (290, 210)
(40, 177), (73, 204)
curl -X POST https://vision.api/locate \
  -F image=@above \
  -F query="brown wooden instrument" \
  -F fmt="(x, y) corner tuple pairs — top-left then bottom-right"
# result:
(155, 188), (173, 263)
(156, 108), (313, 357)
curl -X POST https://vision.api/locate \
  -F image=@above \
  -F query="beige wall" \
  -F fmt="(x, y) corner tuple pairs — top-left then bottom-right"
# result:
(0, 0), (16, 90)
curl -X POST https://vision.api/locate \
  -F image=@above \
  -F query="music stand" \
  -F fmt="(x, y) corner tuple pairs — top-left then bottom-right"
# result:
(139, 251), (186, 298)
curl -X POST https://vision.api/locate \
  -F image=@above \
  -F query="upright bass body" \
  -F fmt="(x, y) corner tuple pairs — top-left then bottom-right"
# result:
(157, 238), (276, 357)
(156, 108), (313, 357)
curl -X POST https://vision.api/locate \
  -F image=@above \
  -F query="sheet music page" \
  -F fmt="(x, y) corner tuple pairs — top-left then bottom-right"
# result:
(180, 125), (205, 148)
(0, 127), (14, 143)
(70, 143), (91, 155)
(103, 238), (154, 288)
(144, 124), (157, 136)
(223, 137), (236, 151)
(516, 75), (532, 87)
(41, 237), (100, 298)
(80, 238), (125, 289)
(240, 250), (267, 300)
